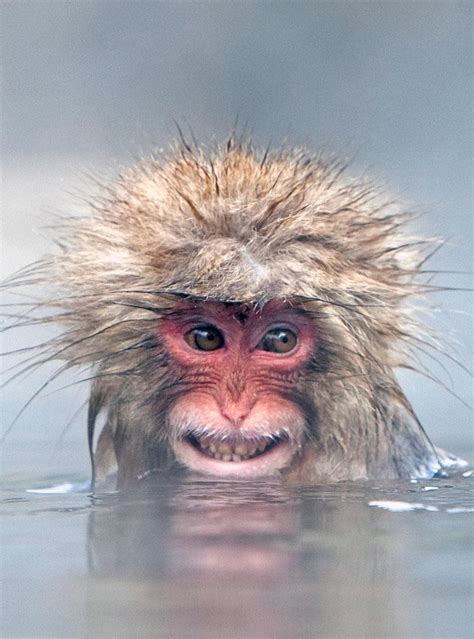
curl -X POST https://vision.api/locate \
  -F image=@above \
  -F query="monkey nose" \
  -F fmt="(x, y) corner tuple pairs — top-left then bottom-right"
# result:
(220, 402), (252, 427)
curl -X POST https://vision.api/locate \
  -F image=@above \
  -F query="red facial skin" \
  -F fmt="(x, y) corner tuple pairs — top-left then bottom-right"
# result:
(159, 301), (317, 479)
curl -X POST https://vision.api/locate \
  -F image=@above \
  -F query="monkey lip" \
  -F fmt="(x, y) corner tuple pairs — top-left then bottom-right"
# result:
(173, 431), (297, 478)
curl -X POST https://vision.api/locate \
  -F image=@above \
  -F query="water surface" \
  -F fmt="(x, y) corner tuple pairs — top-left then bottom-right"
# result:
(2, 470), (472, 638)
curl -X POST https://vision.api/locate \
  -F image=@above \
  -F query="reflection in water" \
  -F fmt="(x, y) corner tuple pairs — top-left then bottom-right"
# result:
(86, 478), (416, 638)
(2, 472), (472, 638)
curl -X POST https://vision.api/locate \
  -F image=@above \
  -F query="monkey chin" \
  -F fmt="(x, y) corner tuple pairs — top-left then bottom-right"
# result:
(172, 434), (299, 480)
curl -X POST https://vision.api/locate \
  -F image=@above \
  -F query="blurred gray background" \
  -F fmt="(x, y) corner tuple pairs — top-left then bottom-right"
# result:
(2, 1), (472, 478)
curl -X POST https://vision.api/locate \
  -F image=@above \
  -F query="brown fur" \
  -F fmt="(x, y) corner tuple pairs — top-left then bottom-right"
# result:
(7, 139), (447, 485)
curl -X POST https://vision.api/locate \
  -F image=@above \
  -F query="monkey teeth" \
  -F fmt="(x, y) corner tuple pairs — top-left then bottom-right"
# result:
(186, 434), (280, 462)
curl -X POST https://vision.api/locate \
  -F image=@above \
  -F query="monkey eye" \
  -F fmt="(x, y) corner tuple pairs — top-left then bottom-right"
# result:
(258, 328), (298, 354)
(184, 325), (224, 351)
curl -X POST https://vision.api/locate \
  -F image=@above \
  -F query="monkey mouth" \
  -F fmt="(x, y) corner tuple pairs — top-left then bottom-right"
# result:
(172, 430), (297, 478)
(185, 433), (286, 462)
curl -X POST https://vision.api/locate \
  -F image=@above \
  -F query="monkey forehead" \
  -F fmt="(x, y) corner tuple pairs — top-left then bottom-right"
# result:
(162, 298), (309, 324)
(158, 238), (325, 303)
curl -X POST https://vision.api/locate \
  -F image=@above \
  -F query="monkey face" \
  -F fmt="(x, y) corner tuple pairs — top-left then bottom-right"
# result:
(159, 301), (317, 479)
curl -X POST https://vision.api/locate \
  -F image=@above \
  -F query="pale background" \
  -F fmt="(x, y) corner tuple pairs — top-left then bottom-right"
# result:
(2, 1), (472, 478)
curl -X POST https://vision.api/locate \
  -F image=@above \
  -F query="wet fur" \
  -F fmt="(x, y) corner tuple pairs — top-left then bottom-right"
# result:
(5, 138), (446, 484)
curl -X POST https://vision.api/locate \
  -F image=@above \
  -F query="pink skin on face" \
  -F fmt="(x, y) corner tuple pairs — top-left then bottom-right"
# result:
(160, 301), (317, 479)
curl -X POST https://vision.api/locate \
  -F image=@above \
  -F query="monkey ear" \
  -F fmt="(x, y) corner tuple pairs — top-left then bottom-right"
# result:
(371, 387), (442, 480)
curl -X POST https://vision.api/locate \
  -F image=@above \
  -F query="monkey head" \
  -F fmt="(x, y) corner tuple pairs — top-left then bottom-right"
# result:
(11, 140), (455, 487)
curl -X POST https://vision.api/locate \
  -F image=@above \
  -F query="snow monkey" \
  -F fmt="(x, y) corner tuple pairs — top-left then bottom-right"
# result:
(9, 138), (459, 488)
